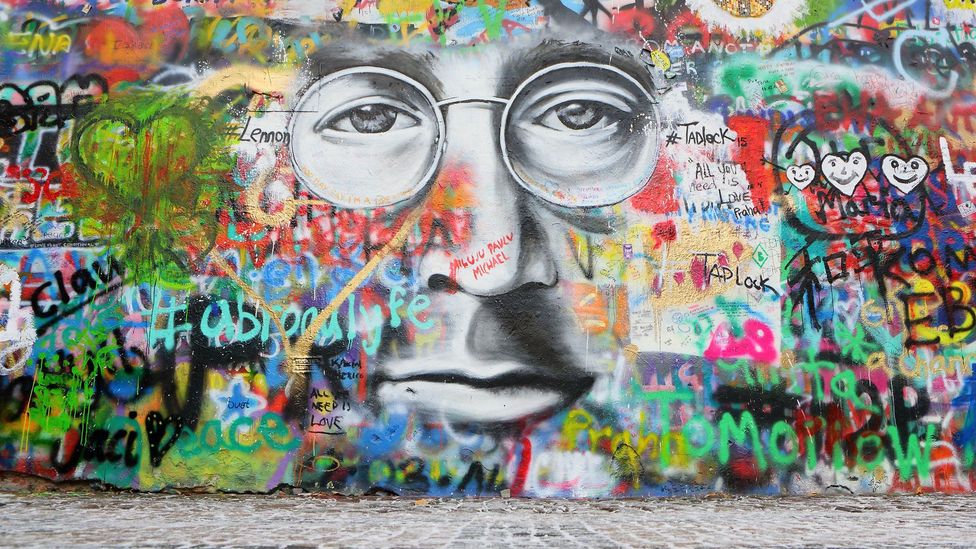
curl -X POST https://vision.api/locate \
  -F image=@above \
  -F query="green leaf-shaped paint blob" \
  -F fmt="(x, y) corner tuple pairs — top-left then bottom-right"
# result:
(70, 89), (236, 285)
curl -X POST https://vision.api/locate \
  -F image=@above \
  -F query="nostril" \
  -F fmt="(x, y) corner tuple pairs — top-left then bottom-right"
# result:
(427, 274), (460, 292)
(519, 280), (557, 292)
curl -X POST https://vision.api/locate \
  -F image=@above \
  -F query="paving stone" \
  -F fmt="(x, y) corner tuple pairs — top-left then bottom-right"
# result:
(2, 493), (974, 548)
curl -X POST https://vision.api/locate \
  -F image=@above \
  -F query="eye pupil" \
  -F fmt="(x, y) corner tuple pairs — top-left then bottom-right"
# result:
(349, 105), (398, 133)
(556, 101), (602, 130)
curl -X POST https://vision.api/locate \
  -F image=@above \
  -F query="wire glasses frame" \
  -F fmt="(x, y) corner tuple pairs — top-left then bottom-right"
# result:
(288, 62), (661, 209)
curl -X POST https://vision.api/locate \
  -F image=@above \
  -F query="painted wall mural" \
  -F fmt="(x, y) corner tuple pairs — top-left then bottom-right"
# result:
(2, 0), (976, 497)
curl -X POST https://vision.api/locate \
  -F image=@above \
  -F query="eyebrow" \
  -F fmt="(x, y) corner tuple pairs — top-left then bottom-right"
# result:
(304, 37), (652, 100)
(499, 39), (654, 97)
(307, 47), (444, 97)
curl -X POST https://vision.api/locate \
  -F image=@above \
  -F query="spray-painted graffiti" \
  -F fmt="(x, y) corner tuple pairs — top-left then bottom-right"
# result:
(2, 0), (976, 497)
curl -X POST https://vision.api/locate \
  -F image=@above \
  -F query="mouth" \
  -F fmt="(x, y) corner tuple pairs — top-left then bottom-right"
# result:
(893, 172), (919, 184)
(377, 369), (595, 392)
(374, 360), (596, 423)
(829, 172), (856, 186)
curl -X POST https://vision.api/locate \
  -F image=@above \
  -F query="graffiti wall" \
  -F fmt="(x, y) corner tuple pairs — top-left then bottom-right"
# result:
(2, 0), (976, 497)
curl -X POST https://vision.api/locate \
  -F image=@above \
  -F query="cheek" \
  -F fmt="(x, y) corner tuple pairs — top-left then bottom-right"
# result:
(427, 163), (480, 210)
(567, 281), (630, 340)
(402, 162), (477, 254)
(628, 152), (679, 214)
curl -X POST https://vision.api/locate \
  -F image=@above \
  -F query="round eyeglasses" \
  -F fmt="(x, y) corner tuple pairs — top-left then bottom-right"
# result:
(288, 62), (660, 209)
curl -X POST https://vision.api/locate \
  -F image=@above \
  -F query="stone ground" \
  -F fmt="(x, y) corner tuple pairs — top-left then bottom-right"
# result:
(2, 491), (975, 548)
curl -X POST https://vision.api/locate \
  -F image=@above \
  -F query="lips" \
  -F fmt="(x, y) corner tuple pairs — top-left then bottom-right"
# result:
(831, 172), (856, 186)
(376, 369), (595, 393)
(373, 329), (596, 422)
(373, 342), (596, 422)
(374, 367), (596, 423)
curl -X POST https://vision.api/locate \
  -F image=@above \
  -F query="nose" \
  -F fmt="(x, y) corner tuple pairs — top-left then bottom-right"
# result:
(417, 104), (557, 296)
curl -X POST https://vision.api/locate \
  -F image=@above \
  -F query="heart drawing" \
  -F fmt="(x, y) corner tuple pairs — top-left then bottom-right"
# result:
(882, 155), (929, 194)
(786, 164), (815, 190)
(821, 151), (867, 196)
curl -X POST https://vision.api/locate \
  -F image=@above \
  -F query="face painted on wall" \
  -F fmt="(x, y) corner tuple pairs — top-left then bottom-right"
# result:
(282, 28), (661, 425)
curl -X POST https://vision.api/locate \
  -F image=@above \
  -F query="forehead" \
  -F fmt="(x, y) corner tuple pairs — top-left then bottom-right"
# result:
(304, 26), (649, 98)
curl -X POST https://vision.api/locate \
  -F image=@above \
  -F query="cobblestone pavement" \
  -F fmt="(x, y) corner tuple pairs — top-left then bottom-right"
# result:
(1, 491), (974, 548)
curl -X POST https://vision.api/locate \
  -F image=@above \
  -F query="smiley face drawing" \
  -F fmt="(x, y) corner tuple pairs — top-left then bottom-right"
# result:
(821, 151), (867, 196)
(881, 155), (929, 195)
(786, 163), (815, 190)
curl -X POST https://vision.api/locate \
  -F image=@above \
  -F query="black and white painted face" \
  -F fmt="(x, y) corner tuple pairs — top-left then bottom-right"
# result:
(288, 31), (661, 424)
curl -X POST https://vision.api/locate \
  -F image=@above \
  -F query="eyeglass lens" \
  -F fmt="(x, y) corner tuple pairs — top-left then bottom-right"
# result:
(289, 64), (658, 208)
(503, 64), (659, 207)
(289, 69), (443, 208)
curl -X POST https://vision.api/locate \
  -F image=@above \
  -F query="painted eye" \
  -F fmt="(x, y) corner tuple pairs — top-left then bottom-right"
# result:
(556, 102), (601, 129)
(536, 100), (626, 132)
(316, 104), (420, 134)
(851, 156), (861, 164)
(911, 160), (921, 169)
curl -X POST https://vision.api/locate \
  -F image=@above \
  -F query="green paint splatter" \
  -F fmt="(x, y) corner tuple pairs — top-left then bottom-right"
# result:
(69, 89), (236, 285)
(794, 0), (846, 30)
